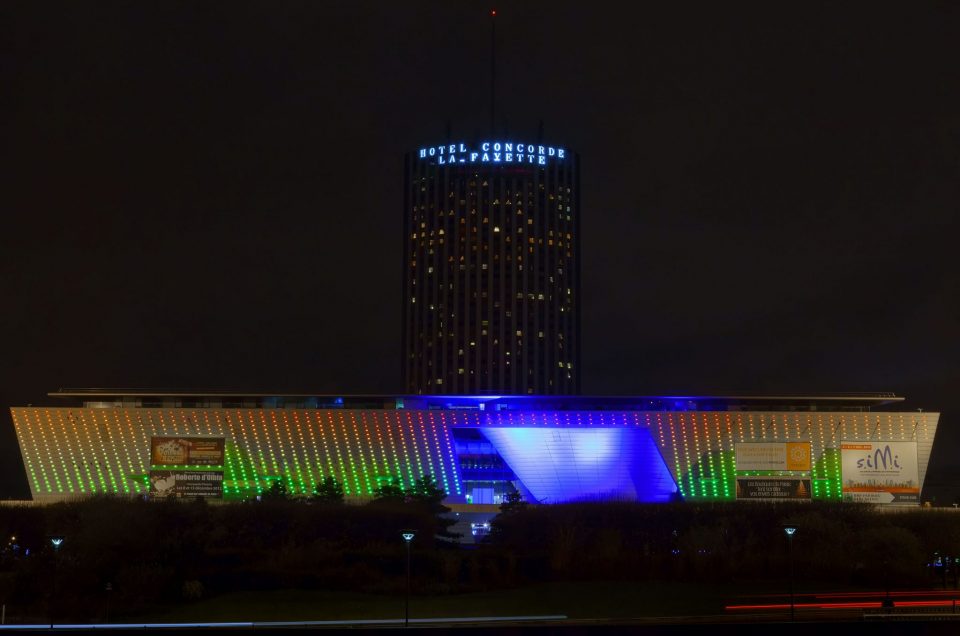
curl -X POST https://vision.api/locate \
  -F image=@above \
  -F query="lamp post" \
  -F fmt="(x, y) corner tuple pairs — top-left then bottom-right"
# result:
(783, 526), (797, 622)
(881, 557), (894, 608)
(401, 530), (415, 628)
(105, 582), (113, 623)
(48, 536), (64, 626)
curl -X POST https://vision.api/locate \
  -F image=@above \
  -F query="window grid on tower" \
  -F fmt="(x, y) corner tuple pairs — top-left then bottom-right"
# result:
(403, 146), (579, 395)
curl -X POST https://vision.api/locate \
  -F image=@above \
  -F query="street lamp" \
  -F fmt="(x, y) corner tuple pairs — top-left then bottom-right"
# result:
(783, 525), (797, 622)
(48, 535), (65, 626)
(401, 530), (416, 628)
(105, 582), (113, 623)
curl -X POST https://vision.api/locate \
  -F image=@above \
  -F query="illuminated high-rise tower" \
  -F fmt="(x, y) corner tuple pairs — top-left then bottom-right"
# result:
(402, 140), (580, 394)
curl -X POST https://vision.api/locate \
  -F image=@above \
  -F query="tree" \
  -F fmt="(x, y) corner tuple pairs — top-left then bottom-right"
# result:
(372, 476), (405, 502)
(261, 480), (288, 501)
(408, 474), (460, 540)
(499, 484), (527, 515)
(313, 475), (344, 504)
(408, 474), (446, 505)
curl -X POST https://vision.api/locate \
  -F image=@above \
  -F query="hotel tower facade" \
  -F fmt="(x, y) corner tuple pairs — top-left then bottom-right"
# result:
(402, 140), (580, 395)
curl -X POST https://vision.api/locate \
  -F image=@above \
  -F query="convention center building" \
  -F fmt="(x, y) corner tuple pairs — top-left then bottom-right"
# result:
(10, 391), (938, 509)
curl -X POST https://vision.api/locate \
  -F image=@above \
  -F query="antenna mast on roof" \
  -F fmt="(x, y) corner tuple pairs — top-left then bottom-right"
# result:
(490, 8), (497, 137)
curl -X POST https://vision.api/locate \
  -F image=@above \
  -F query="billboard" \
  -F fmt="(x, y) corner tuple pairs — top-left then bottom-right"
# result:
(841, 441), (919, 504)
(151, 436), (224, 466)
(735, 442), (811, 472)
(149, 470), (223, 498)
(736, 478), (811, 500)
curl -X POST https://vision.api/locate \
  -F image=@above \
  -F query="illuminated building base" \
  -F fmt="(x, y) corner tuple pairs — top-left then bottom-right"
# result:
(8, 393), (939, 505)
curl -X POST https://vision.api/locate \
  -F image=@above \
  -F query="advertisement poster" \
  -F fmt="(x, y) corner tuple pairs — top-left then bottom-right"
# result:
(736, 477), (811, 500)
(735, 442), (811, 472)
(151, 436), (224, 466)
(841, 441), (919, 504)
(149, 470), (223, 498)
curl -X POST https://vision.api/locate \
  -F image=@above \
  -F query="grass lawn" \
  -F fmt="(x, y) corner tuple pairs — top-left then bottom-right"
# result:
(143, 580), (744, 622)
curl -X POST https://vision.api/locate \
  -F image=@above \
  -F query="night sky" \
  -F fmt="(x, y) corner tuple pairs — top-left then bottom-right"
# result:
(3, 2), (958, 499)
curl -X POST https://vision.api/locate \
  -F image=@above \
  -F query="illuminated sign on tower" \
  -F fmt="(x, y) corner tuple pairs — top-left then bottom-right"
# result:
(418, 141), (567, 165)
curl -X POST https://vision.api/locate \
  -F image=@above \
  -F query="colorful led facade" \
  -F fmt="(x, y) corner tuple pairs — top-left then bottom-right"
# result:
(10, 407), (462, 501)
(402, 140), (581, 395)
(9, 393), (939, 505)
